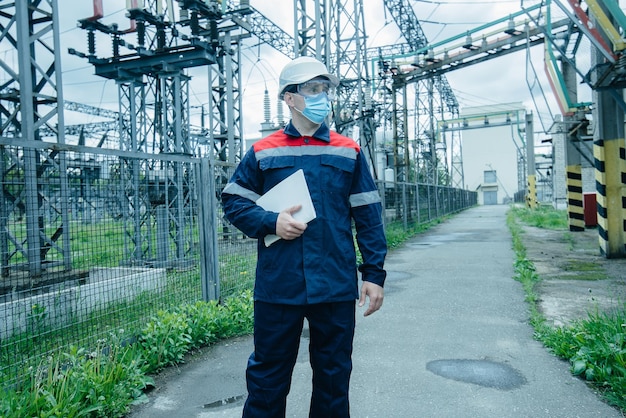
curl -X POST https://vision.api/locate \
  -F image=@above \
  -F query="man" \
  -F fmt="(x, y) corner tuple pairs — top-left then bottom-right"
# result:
(221, 56), (387, 418)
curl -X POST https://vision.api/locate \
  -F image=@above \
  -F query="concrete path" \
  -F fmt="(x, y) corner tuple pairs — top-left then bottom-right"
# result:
(128, 205), (622, 417)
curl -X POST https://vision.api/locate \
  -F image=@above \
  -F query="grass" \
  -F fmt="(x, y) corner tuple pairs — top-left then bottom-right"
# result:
(512, 204), (569, 229)
(0, 291), (254, 418)
(11, 204), (622, 415)
(0, 266), (204, 384)
(562, 260), (603, 273)
(537, 308), (626, 408)
(559, 259), (607, 281)
(508, 205), (626, 412)
(385, 217), (445, 250)
(9, 204), (622, 415)
(0, 208), (446, 417)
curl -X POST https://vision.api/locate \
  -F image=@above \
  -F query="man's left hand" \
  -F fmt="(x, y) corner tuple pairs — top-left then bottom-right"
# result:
(359, 281), (384, 316)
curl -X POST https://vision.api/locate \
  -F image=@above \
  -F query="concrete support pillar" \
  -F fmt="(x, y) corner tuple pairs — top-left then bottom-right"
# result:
(593, 136), (626, 257)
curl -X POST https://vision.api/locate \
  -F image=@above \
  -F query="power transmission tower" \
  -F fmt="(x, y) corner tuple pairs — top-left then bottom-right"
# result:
(292, 0), (379, 177)
(71, 0), (231, 267)
(330, 1), (378, 176)
(0, 0), (72, 277)
(383, 0), (459, 186)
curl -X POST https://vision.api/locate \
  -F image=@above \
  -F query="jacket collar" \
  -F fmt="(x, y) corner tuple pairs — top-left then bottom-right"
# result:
(283, 121), (331, 143)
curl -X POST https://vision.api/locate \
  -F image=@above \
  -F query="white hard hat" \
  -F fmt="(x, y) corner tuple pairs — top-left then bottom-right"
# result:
(278, 56), (340, 99)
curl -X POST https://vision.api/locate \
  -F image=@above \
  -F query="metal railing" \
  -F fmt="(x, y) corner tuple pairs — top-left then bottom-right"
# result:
(378, 180), (477, 228)
(0, 141), (475, 387)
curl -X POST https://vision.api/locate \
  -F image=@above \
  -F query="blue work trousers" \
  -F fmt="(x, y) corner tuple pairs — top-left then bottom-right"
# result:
(242, 300), (356, 418)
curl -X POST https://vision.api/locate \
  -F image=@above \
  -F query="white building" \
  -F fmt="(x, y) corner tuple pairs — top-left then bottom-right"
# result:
(459, 103), (526, 205)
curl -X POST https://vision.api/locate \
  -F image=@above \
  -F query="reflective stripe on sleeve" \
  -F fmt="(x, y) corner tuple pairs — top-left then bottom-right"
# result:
(222, 182), (261, 202)
(349, 190), (381, 207)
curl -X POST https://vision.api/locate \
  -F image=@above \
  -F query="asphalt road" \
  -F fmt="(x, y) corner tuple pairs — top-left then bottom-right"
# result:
(128, 205), (622, 418)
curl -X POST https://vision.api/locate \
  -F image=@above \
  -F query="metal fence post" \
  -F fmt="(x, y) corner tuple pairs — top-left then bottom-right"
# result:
(402, 182), (408, 231)
(427, 184), (432, 221)
(416, 183), (421, 223)
(198, 157), (220, 301)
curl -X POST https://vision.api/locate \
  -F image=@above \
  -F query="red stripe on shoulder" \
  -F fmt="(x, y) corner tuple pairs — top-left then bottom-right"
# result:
(329, 131), (361, 152)
(253, 130), (291, 152)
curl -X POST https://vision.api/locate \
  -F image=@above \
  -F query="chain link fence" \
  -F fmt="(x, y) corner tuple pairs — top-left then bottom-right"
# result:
(379, 180), (478, 227)
(0, 140), (475, 388)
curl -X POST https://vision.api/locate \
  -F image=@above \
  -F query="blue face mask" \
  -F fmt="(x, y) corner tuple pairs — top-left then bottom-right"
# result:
(301, 93), (331, 124)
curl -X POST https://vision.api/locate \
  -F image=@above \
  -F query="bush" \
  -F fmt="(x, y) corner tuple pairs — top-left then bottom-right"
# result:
(0, 337), (151, 418)
(139, 310), (193, 372)
(0, 291), (254, 418)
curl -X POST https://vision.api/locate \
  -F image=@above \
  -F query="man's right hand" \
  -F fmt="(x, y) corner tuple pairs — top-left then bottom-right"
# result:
(276, 205), (307, 240)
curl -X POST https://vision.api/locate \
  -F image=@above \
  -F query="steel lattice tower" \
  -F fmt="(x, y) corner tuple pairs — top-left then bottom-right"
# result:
(384, 0), (459, 186)
(293, 0), (379, 177)
(0, 0), (72, 277)
(73, 0), (221, 266)
(207, 29), (245, 164)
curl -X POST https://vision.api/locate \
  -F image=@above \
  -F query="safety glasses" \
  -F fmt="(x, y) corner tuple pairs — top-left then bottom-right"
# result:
(296, 79), (336, 100)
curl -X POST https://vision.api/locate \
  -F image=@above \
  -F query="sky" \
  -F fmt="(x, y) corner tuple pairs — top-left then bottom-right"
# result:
(55, 0), (591, 143)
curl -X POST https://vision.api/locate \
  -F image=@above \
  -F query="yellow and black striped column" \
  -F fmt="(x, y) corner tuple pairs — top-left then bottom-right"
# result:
(593, 138), (626, 257)
(526, 174), (537, 209)
(590, 8), (626, 258)
(566, 164), (585, 231)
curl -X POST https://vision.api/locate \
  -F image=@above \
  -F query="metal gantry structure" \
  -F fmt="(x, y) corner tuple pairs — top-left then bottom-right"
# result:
(246, 1), (380, 177)
(70, 0), (224, 267)
(383, 4), (573, 192)
(382, 0), (460, 188)
(5, 0), (626, 280)
(539, 0), (626, 256)
(0, 0), (569, 278)
(0, 0), (72, 277)
(0, 0), (458, 277)
(245, 0), (462, 186)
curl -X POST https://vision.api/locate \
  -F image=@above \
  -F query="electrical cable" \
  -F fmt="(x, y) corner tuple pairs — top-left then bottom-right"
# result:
(412, 0), (519, 4)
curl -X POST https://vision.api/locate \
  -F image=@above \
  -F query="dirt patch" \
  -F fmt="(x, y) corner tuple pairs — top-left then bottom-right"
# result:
(520, 225), (626, 327)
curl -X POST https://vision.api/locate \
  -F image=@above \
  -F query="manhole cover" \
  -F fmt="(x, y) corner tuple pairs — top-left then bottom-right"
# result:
(426, 359), (526, 390)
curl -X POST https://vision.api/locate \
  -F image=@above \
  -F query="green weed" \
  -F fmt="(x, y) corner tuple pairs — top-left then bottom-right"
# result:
(0, 207), (450, 416)
(508, 205), (626, 411)
(139, 310), (193, 372)
(511, 205), (568, 230)
(0, 291), (253, 418)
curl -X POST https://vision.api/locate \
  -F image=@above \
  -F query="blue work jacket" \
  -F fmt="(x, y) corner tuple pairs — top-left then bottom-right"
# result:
(221, 121), (387, 305)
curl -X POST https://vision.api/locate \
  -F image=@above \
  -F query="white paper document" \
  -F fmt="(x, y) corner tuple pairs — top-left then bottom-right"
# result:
(256, 169), (317, 247)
